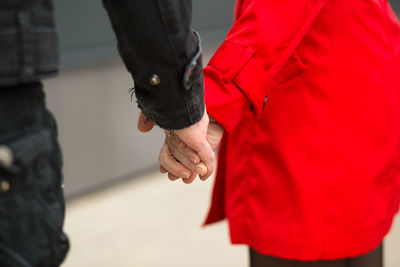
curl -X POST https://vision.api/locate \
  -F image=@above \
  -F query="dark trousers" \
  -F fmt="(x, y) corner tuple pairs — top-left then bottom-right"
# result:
(250, 244), (383, 267)
(0, 83), (69, 267)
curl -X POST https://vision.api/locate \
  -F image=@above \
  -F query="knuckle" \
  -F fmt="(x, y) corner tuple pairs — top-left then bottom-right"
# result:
(158, 153), (165, 164)
(183, 146), (195, 155)
(170, 165), (181, 175)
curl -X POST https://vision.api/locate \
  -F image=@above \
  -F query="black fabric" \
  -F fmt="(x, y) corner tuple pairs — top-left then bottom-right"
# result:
(0, 1), (59, 87)
(1, 0), (205, 130)
(249, 244), (383, 267)
(102, 0), (205, 130)
(0, 82), (69, 267)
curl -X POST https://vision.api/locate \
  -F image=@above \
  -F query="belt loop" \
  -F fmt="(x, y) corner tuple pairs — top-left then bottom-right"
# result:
(17, 11), (35, 82)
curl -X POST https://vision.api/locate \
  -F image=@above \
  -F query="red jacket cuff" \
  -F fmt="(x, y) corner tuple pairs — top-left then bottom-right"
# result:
(204, 41), (270, 132)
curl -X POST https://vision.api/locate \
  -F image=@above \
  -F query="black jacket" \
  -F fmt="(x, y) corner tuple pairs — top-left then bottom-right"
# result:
(103, 0), (205, 130)
(0, 0), (204, 130)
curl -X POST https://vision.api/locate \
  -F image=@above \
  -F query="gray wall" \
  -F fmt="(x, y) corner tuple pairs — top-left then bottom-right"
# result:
(54, 0), (400, 67)
(391, 0), (400, 12)
(54, 0), (235, 66)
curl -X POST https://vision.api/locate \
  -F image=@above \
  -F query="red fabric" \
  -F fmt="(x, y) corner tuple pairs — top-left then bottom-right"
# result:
(204, 0), (400, 261)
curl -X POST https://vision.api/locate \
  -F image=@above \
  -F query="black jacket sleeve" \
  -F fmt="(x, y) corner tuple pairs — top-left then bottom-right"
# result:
(102, 0), (205, 130)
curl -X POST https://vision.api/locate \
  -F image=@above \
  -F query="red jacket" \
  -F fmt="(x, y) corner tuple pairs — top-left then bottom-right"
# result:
(204, 0), (400, 260)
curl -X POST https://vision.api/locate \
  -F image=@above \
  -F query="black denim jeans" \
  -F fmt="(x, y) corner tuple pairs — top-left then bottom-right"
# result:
(0, 1), (59, 87)
(0, 82), (69, 267)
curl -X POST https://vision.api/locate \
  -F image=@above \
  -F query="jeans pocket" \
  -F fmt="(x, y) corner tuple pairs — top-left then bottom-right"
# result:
(0, 129), (53, 176)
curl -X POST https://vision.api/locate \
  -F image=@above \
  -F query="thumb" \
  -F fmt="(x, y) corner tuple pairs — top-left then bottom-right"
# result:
(137, 112), (155, 132)
(189, 139), (215, 180)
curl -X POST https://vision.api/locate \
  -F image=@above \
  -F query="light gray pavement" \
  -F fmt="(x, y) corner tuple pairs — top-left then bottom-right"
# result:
(62, 171), (400, 267)
(62, 172), (247, 267)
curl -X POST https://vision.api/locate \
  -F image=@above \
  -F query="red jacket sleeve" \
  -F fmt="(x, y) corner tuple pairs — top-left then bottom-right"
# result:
(204, 0), (326, 132)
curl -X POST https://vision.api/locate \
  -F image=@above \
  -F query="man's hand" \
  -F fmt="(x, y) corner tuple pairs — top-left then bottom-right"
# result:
(137, 112), (155, 132)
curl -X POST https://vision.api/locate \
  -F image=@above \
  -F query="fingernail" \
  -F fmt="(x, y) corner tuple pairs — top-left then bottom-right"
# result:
(192, 157), (199, 164)
(196, 167), (206, 176)
(182, 171), (190, 179)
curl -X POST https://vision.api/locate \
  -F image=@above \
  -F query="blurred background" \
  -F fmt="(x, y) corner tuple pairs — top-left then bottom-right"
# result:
(46, 0), (235, 199)
(43, 0), (400, 266)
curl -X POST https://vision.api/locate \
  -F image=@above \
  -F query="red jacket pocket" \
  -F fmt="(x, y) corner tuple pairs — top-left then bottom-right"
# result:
(274, 50), (307, 85)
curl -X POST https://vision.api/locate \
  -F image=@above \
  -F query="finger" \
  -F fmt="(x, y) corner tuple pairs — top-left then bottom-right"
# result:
(158, 142), (191, 179)
(182, 173), (196, 184)
(168, 172), (180, 181)
(162, 164), (194, 182)
(161, 165), (180, 181)
(169, 132), (200, 164)
(190, 140), (215, 180)
(160, 143), (197, 182)
(160, 165), (167, 173)
(166, 136), (207, 176)
(137, 112), (155, 132)
(168, 170), (196, 182)
(180, 170), (197, 184)
(173, 112), (215, 179)
(177, 139), (214, 180)
(197, 163), (208, 181)
(169, 131), (187, 149)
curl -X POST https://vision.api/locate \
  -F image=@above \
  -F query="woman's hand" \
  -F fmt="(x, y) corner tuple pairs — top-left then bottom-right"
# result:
(158, 115), (224, 183)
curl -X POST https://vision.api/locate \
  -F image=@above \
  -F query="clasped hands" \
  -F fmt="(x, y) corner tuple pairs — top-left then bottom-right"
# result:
(138, 111), (224, 183)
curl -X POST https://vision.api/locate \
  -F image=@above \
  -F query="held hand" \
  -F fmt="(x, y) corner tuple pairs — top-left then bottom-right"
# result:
(159, 114), (224, 183)
(170, 116), (223, 151)
(158, 137), (208, 184)
(205, 116), (225, 151)
(158, 140), (199, 183)
(173, 112), (216, 179)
